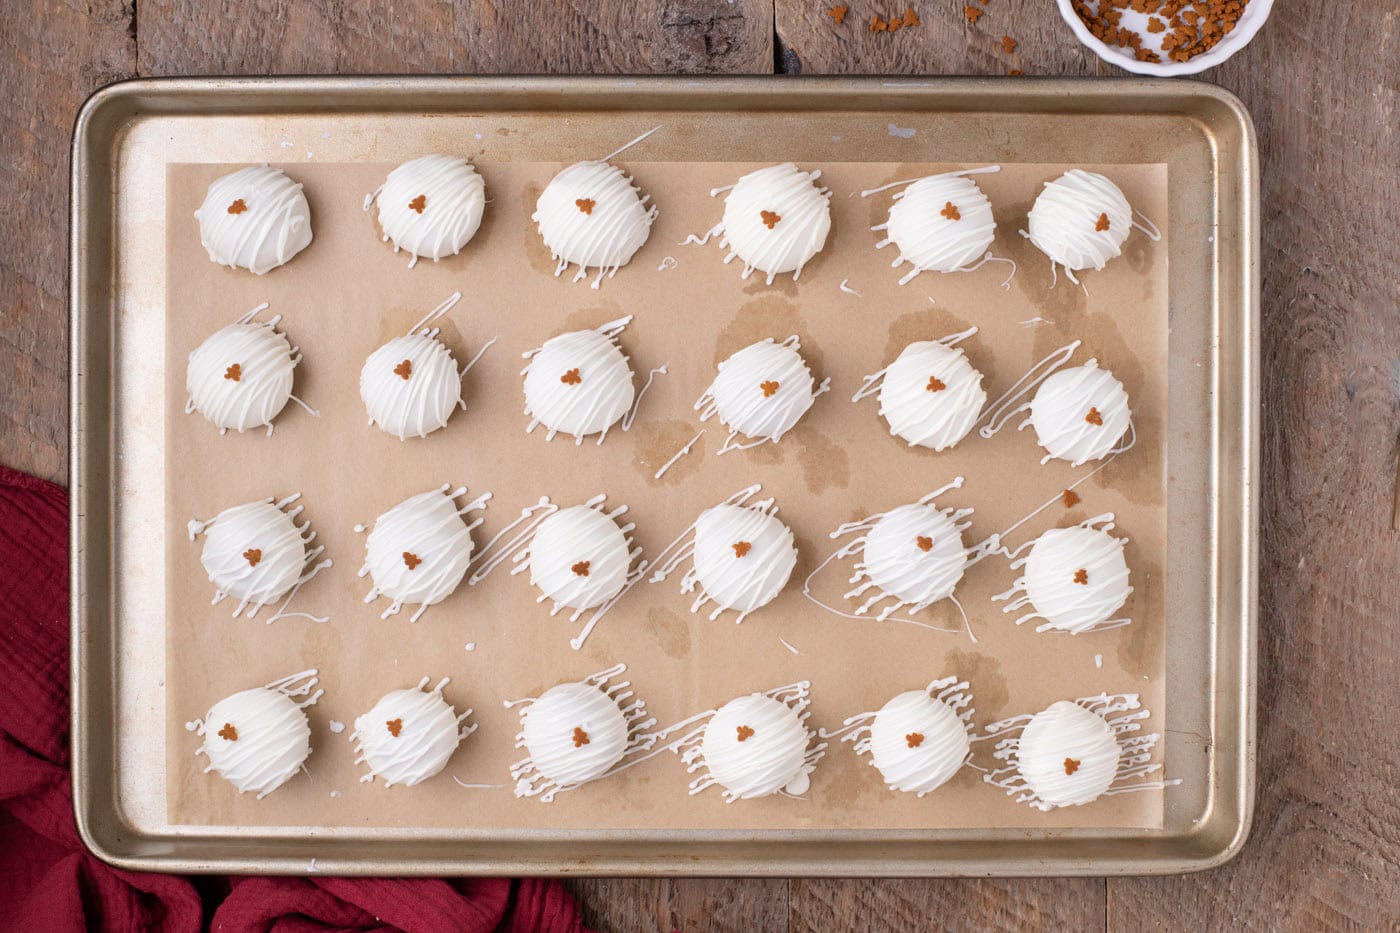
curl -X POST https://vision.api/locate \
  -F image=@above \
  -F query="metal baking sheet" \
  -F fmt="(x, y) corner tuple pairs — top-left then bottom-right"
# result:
(70, 76), (1257, 876)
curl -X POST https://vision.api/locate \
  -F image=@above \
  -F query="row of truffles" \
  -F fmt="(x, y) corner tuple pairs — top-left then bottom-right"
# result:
(189, 664), (1168, 812)
(187, 303), (1134, 472)
(195, 159), (1158, 287)
(187, 481), (1134, 648)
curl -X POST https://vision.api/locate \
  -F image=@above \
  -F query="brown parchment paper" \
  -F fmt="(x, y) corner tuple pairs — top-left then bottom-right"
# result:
(165, 158), (1168, 831)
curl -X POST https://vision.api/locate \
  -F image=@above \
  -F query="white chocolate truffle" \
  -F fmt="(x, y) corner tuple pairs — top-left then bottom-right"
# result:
(190, 497), (321, 619)
(692, 504), (797, 617)
(876, 340), (987, 450)
(875, 172), (996, 283)
(185, 311), (301, 435)
(1025, 170), (1133, 276)
(533, 161), (657, 287)
(703, 163), (831, 284)
(352, 676), (475, 787)
(866, 689), (971, 796)
(361, 332), (464, 440)
(699, 693), (813, 800)
(522, 323), (635, 443)
(195, 165), (312, 274)
(1016, 700), (1121, 807)
(373, 155), (485, 266)
(1027, 361), (1131, 466)
(359, 486), (484, 621)
(1004, 524), (1132, 634)
(527, 505), (632, 612)
(519, 681), (630, 788)
(188, 671), (321, 799)
(859, 503), (968, 609)
(698, 336), (825, 449)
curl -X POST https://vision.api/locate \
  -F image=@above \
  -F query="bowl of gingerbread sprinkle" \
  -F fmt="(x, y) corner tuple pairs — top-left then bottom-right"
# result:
(1057, 0), (1273, 76)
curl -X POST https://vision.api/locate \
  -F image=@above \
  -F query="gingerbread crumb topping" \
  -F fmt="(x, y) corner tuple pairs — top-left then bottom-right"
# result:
(926, 375), (947, 392)
(760, 210), (782, 229)
(1073, 568), (1089, 585)
(571, 560), (591, 577)
(575, 198), (596, 215)
(903, 6), (919, 27)
(217, 722), (238, 741)
(760, 380), (780, 398)
(409, 194), (427, 214)
(1064, 757), (1081, 776)
(827, 4), (847, 24)
(1062, 489), (1082, 508)
(870, 14), (887, 32)
(1085, 407), (1104, 426)
(394, 359), (412, 380)
(1095, 212), (1111, 232)
(224, 363), (242, 382)
(940, 201), (961, 221)
(964, 5), (983, 24)
(227, 198), (248, 215)
(573, 726), (590, 747)
(560, 367), (582, 385)
(905, 732), (924, 748)
(243, 548), (262, 567)
(736, 725), (755, 742)
(1002, 35), (1017, 53)
(403, 551), (422, 570)
(916, 535), (934, 552)
(732, 541), (753, 558)
(386, 718), (403, 737)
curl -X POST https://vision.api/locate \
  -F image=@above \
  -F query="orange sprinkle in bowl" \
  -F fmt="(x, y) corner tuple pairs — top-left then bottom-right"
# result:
(1055, 0), (1272, 76)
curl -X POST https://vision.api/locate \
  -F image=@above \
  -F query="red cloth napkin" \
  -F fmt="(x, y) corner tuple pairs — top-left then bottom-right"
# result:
(0, 465), (589, 932)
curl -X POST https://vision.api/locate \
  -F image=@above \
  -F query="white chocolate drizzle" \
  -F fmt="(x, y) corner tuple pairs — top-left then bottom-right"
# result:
(364, 154), (486, 268)
(185, 302), (317, 436)
(194, 164), (313, 274)
(653, 429), (706, 480)
(521, 316), (651, 445)
(185, 669), (323, 799)
(1021, 169), (1161, 285)
(992, 513), (1133, 634)
(684, 163), (832, 284)
(852, 326), (985, 452)
(694, 335), (830, 455)
(351, 676), (476, 787)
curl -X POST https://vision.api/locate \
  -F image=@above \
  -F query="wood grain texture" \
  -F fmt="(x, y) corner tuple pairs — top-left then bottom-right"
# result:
(0, 0), (136, 484)
(10, 0), (1398, 927)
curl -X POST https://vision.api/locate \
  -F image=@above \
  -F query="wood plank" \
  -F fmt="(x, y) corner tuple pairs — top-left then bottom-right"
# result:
(1109, 1), (1400, 926)
(567, 878), (788, 931)
(0, 0), (136, 483)
(789, 879), (1106, 932)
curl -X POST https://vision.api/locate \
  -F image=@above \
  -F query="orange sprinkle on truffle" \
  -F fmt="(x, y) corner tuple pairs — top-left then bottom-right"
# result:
(573, 726), (590, 747)
(926, 375), (947, 392)
(760, 380), (780, 398)
(736, 725), (755, 742)
(732, 541), (753, 558)
(916, 535), (934, 552)
(227, 198), (248, 215)
(575, 198), (596, 215)
(386, 718), (403, 737)
(760, 209), (781, 229)
(217, 722), (238, 741)
(1073, 568), (1089, 585)
(224, 363), (242, 382)
(905, 732), (924, 748)
(1064, 757), (1081, 775)
(394, 359), (412, 380)
(409, 194), (427, 214)
(572, 560), (591, 577)
(560, 368), (582, 385)
(827, 4), (848, 24)
(1062, 488), (1082, 508)
(403, 551), (422, 570)
(1095, 212), (1111, 232)
(940, 201), (961, 221)
(243, 548), (262, 567)
(1085, 407), (1104, 426)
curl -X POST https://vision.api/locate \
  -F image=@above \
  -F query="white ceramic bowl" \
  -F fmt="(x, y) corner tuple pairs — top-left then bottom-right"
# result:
(1055, 0), (1274, 76)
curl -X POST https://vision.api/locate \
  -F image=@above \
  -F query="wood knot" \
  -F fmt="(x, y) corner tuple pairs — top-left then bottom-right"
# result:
(572, 726), (590, 747)
(394, 359), (412, 380)
(575, 198), (596, 215)
(925, 375), (946, 392)
(731, 541), (752, 558)
(242, 548), (262, 567)
(905, 732), (924, 748)
(736, 725), (755, 742)
(227, 198), (248, 215)
(940, 201), (961, 221)
(1064, 757), (1080, 775)
(386, 718), (403, 737)
(1085, 407), (1104, 426)
(409, 194), (427, 214)
(572, 560), (591, 577)
(217, 722), (238, 741)
(1095, 212), (1110, 232)
(759, 210), (781, 229)
(224, 363), (242, 382)
(1073, 568), (1089, 585)
(1062, 489), (1082, 508)
(916, 535), (933, 552)
(403, 551), (422, 570)
(760, 380), (780, 398)
(560, 368), (582, 385)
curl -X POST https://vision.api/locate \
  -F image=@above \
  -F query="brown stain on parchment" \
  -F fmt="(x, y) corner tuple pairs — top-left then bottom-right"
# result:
(794, 428), (850, 494)
(520, 181), (553, 276)
(633, 419), (707, 487)
(943, 648), (1010, 718)
(560, 304), (625, 336)
(713, 293), (820, 369)
(883, 305), (978, 362)
(647, 606), (690, 659)
(1116, 548), (1163, 679)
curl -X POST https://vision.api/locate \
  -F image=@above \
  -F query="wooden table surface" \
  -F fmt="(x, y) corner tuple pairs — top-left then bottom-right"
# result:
(4, 1), (1396, 928)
